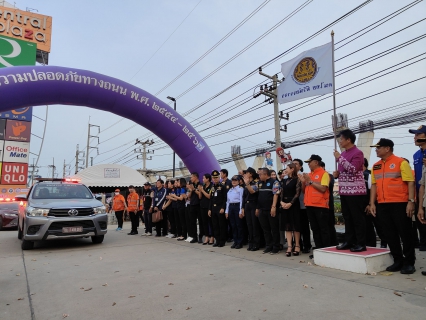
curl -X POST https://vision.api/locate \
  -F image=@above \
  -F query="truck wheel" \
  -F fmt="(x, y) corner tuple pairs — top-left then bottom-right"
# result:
(91, 235), (104, 244)
(22, 239), (34, 250)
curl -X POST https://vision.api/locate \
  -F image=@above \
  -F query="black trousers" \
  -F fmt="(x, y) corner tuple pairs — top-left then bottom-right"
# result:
(144, 209), (152, 233)
(173, 207), (181, 237)
(328, 209), (337, 246)
(340, 195), (366, 246)
(377, 202), (415, 266)
(211, 208), (227, 245)
(306, 206), (330, 249)
(137, 210), (145, 225)
(413, 202), (426, 248)
(258, 209), (280, 250)
(299, 208), (311, 250)
(129, 211), (139, 233)
(167, 208), (175, 235)
(178, 207), (187, 238)
(245, 202), (261, 248)
(185, 206), (191, 237)
(200, 207), (212, 237)
(189, 205), (203, 239)
(115, 210), (124, 228)
(228, 203), (243, 245)
(155, 211), (168, 236)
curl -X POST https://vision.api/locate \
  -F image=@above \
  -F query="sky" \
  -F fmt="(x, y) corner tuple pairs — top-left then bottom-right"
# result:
(2, 0), (425, 178)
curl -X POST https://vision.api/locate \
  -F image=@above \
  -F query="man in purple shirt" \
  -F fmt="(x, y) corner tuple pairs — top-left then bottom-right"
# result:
(333, 129), (367, 252)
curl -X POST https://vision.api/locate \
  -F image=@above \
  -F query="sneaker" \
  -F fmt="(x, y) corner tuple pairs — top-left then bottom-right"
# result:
(270, 249), (279, 255)
(115, 227), (120, 231)
(186, 237), (193, 243)
(145, 232), (152, 236)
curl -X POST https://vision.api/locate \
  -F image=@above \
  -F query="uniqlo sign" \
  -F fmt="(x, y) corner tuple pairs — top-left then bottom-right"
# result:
(1, 162), (28, 185)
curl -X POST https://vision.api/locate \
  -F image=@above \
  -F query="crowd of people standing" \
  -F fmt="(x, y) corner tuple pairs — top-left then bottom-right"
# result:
(110, 127), (426, 276)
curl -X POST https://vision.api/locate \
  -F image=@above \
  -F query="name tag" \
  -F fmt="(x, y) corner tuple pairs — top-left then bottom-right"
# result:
(214, 192), (217, 197)
(155, 198), (158, 201)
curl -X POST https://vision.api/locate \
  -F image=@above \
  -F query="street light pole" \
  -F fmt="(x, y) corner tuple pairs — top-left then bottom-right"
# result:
(167, 96), (177, 178)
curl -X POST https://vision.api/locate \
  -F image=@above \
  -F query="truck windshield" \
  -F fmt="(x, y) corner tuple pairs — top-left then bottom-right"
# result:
(32, 184), (94, 199)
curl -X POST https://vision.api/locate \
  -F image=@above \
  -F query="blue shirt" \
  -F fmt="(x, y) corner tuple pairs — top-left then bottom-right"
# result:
(413, 148), (426, 193)
(225, 186), (244, 213)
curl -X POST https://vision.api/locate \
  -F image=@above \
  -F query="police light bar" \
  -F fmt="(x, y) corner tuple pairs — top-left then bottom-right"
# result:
(64, 178), (81, 183)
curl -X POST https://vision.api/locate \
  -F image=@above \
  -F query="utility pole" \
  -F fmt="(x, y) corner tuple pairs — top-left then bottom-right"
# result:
(48, 158), (56, 179)
(85, 119), (100, 168)
(75, 144), (85, 174)
(254, 67), (286, 170)
(135, 139), (155, 170)
(63, 160), (70, 178)
(28, 158), (39, 186)
(167, 96), (177, 177)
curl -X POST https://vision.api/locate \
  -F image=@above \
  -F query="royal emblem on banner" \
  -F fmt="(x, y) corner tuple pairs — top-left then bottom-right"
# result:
(293, 57), (317, 84)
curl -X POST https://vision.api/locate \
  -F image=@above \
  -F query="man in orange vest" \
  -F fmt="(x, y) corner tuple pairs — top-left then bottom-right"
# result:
(112, 188), (127, 231)
(127, 185), (140, 235)
(300, 154), (330, 254)
(369, 139), (416, 274)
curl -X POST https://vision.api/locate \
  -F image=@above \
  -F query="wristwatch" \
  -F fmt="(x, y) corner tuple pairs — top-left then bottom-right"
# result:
(409, 199), (415, 203)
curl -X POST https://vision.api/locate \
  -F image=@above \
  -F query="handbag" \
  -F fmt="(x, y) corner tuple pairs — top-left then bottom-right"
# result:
(152, 210), (163, 223)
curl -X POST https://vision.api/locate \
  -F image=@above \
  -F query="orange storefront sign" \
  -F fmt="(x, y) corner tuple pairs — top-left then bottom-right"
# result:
(0, 6), (52, 52)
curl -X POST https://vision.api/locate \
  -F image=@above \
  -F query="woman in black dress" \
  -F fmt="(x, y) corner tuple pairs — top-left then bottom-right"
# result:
(280, 163), (302, 256)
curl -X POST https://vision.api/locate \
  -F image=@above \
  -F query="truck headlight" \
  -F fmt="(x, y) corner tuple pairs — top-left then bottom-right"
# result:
(26, 206), (49, 217)
(93, 206), (106, 215)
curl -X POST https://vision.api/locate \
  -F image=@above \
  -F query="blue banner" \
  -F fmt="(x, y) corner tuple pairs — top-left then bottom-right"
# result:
(0, 107), (33, 121)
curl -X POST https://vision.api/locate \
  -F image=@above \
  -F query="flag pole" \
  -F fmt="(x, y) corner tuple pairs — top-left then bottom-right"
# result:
(331, 30), (338, 171)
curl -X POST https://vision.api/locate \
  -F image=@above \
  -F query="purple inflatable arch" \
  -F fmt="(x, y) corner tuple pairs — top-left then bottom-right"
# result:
(0, 66), (219, 175)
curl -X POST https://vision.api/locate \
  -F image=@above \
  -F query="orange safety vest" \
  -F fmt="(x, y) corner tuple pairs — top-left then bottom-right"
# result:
(112, 194), (126, 211)
(304, 167), (329, 209)
(139, 198), (144, 211)
(127, 192), (139, 212)
(372, 154), (408, 203)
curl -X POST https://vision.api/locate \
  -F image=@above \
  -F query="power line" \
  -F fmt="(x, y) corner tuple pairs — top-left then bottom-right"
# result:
(130, 0), (204, 81)
(155, 0), (271, 96)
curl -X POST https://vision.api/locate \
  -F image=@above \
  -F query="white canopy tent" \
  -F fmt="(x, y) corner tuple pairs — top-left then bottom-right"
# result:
(71, 164), (147, 187)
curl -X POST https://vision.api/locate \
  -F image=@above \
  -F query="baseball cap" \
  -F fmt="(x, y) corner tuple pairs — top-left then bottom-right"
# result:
(370, 138), (394, 148)
(143, 182), (151, 186)
(408, 125), (426, 134)
(304, 154), (322, 163)
(231, 175), (239, 181)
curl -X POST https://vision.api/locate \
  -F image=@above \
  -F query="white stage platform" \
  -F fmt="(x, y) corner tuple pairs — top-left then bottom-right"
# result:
(314, 246), (393, 274)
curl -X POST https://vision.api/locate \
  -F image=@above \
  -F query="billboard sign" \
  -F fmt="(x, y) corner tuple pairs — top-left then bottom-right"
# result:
(104, 168), (120, 178)
(0, 119), (5, 139)
(0, 107), (33, 121)
(5, 119), (31, 142)
(0, 7), (52, 52)
(1, 162), (28, 185)
(0, 184), (29, 198)
(2, 141), (29, 163)
(0, 35), (37, 67)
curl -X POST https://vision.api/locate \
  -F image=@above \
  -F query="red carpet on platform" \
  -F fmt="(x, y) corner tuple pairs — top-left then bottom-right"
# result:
(319, 247), (390, 256)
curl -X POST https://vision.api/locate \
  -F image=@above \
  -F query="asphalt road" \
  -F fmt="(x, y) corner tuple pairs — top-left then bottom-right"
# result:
(1, 222), (425, 320)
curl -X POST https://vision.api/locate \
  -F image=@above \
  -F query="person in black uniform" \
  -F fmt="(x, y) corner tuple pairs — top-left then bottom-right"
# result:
(256, 168), (281, 254)
(200, 173), (214, 245)
(320, 161), (337, 246)
(242, 167), (260, 251)
(220, 169), (233, 242)
(142, 182), (153, 236)
(209, 170), (228, 247)
(162, 180), (175, 237)
(188, 172), (203, 243)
